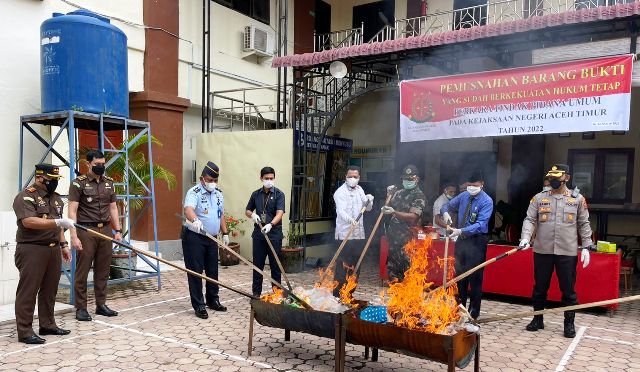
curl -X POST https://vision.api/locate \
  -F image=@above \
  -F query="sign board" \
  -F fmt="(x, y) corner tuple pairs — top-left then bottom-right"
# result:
(400, 55), (633, 142)
(294, 131), (353, 152)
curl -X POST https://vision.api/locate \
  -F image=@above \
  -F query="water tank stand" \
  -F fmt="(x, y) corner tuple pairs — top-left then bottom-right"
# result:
(19, 110), (161, 305)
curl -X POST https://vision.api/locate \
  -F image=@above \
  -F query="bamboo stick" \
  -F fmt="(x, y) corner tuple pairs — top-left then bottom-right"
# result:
(257, 221), (293, 291)
(354, 192), (394, 273)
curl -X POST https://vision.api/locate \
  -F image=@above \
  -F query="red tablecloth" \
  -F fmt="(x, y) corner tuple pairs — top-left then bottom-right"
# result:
(380, 237), (621, 310)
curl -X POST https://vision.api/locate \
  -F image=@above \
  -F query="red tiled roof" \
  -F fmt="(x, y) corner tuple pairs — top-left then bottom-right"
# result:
(272, 2), (640, 68)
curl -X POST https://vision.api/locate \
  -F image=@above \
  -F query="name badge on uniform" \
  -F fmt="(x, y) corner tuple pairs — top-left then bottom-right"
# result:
(204, 209), (208, 215)
(217, 209), (222, 218)
(261, 213), (267, 224)
(470, 212), (478, 223)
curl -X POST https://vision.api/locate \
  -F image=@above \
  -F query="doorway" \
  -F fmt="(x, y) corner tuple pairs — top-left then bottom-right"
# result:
(352, 0), (395, 42)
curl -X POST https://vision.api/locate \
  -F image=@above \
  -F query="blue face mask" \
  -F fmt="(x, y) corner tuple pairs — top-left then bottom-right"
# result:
(402, 180), (417, 190)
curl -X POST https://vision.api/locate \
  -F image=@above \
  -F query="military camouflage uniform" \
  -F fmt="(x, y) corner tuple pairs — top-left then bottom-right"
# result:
(386, 187), (426, 281)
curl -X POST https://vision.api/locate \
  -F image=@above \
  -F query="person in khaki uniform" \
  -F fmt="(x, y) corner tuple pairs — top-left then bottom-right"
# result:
(519, 164), (594, 338)
(13, 164), (75, 344)
(68, 150), (121, 321)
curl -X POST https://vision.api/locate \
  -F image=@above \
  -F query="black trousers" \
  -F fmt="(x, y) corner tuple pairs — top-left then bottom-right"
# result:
(454, 234), (488, 319)
(333, 239), (364, 297)
(532, 253), (578, 321)
(252, 234), (282, 296)
(181, 228), (219, 310)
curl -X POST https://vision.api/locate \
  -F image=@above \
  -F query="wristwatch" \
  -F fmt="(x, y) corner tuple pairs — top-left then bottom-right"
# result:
(60, 242), (69, 249)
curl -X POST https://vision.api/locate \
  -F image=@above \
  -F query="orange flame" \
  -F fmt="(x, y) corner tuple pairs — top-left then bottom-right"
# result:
(315, 267), (339, 292)
(339, 266), (357, 307)
(260, 287), (284, 304)
(386, 237), (460, 334)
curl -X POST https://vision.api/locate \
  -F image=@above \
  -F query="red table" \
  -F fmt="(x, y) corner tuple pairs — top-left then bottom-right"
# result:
(379, 237), (621, 310)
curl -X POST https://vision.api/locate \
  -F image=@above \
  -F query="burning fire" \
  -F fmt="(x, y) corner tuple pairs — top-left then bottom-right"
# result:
(386, 237), (460, 334)
(315, 267), (339, 292)
(260, 287), (284, 304)
(339, 267), (357, 307)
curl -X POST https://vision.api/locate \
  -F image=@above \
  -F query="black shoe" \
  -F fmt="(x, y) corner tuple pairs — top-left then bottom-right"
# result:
(18, 335), (46, 344)
(195, 308), (209, 319)
(206, 298), (227, 312)
(564, 321), (576, 338)
(39, 327), (71, 336)
(526, 316), (545, 331)
(76, 309), (92, 321)
(96, 304), (118, 317)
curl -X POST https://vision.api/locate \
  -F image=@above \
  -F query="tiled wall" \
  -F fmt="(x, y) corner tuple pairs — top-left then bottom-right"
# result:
(0, 212), (18, 305)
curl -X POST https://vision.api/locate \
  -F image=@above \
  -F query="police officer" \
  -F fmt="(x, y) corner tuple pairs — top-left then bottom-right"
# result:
(69, 150), (121, 321)
(13, 164), (75, 344)
(183, 161), (229, 319)
(519, 164), (593, 338)
(441, 171), (494, 320)
(245, 166), (286, 297)
(332, 166), (374, 296)
(381, 165), (427, 281)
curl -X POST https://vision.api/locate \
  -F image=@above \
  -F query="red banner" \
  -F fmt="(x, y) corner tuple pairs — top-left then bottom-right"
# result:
(400, 55), (632, 141)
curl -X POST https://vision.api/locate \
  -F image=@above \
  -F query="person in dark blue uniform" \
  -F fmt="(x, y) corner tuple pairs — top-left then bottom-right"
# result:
(441, 170), (494, 320)
(245, 167), (286, 297)
(182, 161), (229, 319)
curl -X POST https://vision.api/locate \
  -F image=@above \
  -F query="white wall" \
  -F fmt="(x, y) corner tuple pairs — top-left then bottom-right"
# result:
(179, 0), (296, 196)
(0, 0), (144, 212)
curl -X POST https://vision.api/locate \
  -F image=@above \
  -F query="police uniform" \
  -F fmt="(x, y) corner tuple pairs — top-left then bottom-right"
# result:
(182, 162), (225, 311)
(69, 172), (117, 313)
(440, 171), (494, 320)
(521, 164), (593, 336)
(245, 186), (285, 297)
(386, 165), (427, 281)
(12, 164), (67, 342)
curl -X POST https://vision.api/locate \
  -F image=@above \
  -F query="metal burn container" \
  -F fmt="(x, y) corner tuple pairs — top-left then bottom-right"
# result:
(247, 299), (479, 372)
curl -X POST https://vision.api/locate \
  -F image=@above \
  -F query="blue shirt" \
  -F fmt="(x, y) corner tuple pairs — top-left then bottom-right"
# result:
(441, 190), (493, 236)
(184, 184), (224, 235)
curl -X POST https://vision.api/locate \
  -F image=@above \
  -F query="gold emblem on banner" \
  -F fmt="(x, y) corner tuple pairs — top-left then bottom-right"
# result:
(409, 92), (435, 123)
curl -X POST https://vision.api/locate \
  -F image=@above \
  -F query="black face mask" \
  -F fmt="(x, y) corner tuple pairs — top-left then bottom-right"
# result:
(92, 165), (105, 176)
(550, 179), (563, 190)
(44, 179), (58, 194)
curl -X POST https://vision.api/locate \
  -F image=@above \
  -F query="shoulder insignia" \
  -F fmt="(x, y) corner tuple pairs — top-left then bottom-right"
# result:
(23, 196), (35, 202)
(26, 187), (36, 193)
(78, 175), (87, 180)
(193, 186), (201, 193)
(104, 176), (114, 181)
(216, 188), (223, 193)
(530, 197), (535, 203)
(73, 182), (81, 188)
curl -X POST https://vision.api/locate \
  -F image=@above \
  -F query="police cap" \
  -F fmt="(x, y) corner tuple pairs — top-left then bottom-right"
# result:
(545, 164), (570, 178)
(202, 161), (220, 178)
(401, 164), (419, 179)
(35, 163), (62, 179)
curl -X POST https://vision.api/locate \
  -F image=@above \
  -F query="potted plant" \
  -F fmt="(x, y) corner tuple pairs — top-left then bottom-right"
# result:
(218, 215), (246, 266)
(281, 224), (304, 273)
(80, 135), (176, 279)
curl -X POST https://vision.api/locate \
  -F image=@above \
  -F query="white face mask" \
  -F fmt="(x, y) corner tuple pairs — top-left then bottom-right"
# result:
(467, 185), (482, 196)
(263, 179), (275, 189)
(445, 193), (454, 200)
(204, 182), (217, 192)
(346, 177), (359, 187)
(542, 186), (552, 192)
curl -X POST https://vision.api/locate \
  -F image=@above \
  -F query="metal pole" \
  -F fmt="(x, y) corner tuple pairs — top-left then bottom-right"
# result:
(276, 0), (282, 128)
(242, 90), (246, 129)
(206, 0), (212, 133)
(68, 111), (76, 305)
(19, 119), (24, 191)
(201, 0), (206, 133)
(147, 125), (161, 291)
(282, 0), (288, 128)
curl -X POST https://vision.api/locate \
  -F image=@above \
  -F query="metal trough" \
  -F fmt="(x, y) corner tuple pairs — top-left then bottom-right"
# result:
(247, 299), (479, 372)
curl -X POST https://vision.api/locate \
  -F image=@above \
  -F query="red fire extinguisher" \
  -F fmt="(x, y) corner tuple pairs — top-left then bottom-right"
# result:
(421, 0), (428, 16)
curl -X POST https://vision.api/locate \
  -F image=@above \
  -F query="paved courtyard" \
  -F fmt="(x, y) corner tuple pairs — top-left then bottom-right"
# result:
(0, 260), (638, 371)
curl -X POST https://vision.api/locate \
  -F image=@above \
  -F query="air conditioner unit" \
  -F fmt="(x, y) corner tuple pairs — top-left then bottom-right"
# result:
(243, 25), (275, 57)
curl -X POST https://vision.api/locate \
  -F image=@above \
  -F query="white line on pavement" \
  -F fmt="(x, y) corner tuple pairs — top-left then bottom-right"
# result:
(119, 280), (254, 312)
(584, 335), (635, 346)
(555, 326), (587, 372)
(0, 328), (115, 358)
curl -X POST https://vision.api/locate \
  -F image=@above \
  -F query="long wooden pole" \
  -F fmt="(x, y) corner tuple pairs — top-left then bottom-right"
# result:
(354, 193), (394, 273)
(73, 223), (259, 300)
(326, 200), (371, 273)
(177, 216), (313, 309)
(425, 245), (527, 297)
(442, 225), (451, 286)
(478, 295), (640, 324)
(257, 221), (293, 290)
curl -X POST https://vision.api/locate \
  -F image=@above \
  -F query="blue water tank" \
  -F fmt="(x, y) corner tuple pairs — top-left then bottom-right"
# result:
(40, 10), (129, 117)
